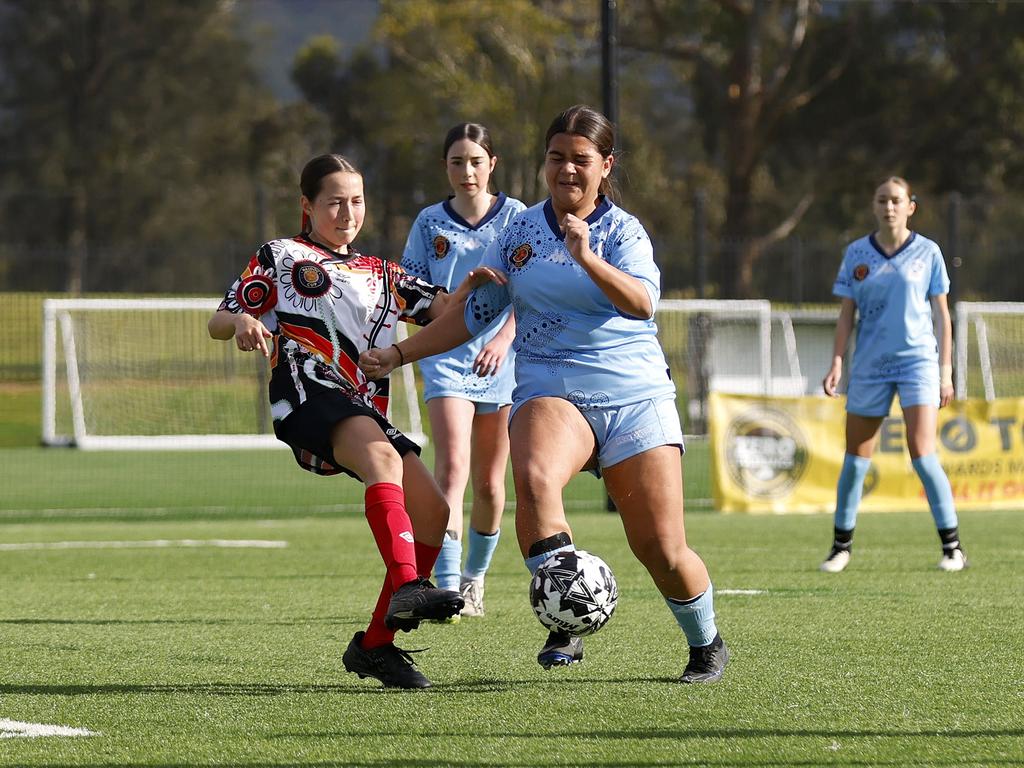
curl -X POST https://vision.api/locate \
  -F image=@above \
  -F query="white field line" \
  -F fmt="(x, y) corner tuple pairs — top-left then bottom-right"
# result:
(0, 539), (288, 551)
(0, 505), (360, 518)
(718, 589), (767, 595)
(0, 719), (99, 739)
(0, 499), (717, 519)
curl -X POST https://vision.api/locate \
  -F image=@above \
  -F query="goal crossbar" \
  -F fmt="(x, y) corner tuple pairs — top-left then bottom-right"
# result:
(41, 298), (426, 450)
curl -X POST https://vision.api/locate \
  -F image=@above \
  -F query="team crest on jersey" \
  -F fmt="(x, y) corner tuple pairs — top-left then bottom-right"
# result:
(291, 260), (332, 298)
(433, 235), (451, 259)
(510, 243), (533, 268)
(236, 274), (277, 314)
(853, 263), (870, 281)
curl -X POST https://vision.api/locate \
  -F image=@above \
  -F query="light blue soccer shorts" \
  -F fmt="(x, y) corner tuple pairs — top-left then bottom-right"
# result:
(845, 363), (940, 417)
(579, 395), (685, 476)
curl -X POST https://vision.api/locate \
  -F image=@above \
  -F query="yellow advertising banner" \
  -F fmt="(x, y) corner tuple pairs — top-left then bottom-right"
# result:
(709, 392), (1024, 513)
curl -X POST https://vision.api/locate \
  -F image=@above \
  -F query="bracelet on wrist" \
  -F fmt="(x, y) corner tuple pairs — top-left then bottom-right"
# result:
(391, 343), (405, 366)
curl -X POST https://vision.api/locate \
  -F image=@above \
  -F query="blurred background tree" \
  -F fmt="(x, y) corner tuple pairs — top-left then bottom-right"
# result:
(0, 0), (1021, 301)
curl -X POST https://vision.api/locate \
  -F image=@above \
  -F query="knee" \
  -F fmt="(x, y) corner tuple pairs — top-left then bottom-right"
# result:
(514, 462), (560, 504)
(472, 477), (504, 509)
(360, 442), (404, 484)
(630, 533), (687, 578)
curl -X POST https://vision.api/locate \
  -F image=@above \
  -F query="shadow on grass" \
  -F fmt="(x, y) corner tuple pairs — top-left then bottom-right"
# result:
(0, 679), (535, 696)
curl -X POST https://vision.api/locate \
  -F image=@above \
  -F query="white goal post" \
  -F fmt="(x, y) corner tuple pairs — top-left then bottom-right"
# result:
(954, 301), (1024, 401)
(41, 298), (426, 450)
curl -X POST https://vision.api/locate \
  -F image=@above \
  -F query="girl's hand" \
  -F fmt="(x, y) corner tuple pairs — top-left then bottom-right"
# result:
(358, 345), (402, 380)
(561, 214), (592, 265)
(473, 334), (511, 377)
(446, 266), (508, 307)
(822, 358), (843, 397)
(234, 314), (273, 357)
(465, 266), (507, 289)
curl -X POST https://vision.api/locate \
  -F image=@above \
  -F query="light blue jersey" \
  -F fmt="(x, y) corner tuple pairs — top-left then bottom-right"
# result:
(833, 232), (949, 383)
(402, 193), (526, 403)
(466, 198), (675, 414)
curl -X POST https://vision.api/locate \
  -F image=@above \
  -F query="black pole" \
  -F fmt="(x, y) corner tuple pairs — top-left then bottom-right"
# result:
(947, 191), (961, 312)
(603, 0), (620, 514)
(694, 190), (707, 299)
(601, 0), (618, 128)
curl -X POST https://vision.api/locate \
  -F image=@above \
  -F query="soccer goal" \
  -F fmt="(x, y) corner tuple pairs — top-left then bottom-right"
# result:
(954, 302), (1024, 400)
(654, 300), (829, 433)
(41, 298), (427, 450)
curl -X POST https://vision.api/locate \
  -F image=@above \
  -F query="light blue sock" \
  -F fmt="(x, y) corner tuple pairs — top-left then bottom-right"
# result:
(667, 584), (718, 648)
(525, 544), (575, 576)
(835, 453), (872, 531)
(463, 527), (500, 580)
(433, 532), (462, 591)
(912, 453), (958, 530)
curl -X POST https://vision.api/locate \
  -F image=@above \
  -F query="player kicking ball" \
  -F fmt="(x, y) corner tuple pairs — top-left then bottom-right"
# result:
(361, 107), (728, 684)
(210, 154), (504, 688)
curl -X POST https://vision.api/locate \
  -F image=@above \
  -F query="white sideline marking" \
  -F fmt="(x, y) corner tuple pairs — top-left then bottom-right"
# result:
(0, 539), (288, 551)
(0, 719), (99, 739)
(718, 588), (766, 595)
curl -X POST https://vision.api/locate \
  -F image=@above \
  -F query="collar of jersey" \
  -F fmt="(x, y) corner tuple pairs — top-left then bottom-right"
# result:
(869, 230), (916, 260)
(442, 192), (508, 231)
(298, 233), (358, 260)
(543, 196), (612, 240)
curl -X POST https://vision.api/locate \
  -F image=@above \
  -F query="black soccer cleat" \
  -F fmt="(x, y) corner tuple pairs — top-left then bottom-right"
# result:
(537, 629), (584, 669)
(385, 577), (464, 631)
(679, 633), (729, 684)
(342, 631), (432, 689)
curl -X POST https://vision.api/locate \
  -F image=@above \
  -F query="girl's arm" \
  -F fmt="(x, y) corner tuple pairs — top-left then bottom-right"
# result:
(208, 310), (273, 358)
(823, 298), (856, 397)
(423, 266), (507, 321)
(931, 293), (954, 407)
(474, 311), (516, 377)
(562, 213), (653, 318)
(361, 306), (473, 379)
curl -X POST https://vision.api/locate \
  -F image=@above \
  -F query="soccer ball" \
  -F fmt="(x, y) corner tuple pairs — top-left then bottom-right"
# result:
(529, 549), (618, 637)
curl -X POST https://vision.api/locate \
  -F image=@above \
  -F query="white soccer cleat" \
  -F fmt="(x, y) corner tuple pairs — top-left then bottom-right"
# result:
(820, 547), (851, 573)
(938, 547), (968, 572)
(459, 577), (485, 617)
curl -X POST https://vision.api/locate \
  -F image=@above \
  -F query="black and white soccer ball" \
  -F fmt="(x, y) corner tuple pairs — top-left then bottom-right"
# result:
(529, 549), (618, 637)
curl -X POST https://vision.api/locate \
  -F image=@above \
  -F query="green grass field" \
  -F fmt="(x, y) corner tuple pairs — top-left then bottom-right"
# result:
(1, 470), (1021, 766)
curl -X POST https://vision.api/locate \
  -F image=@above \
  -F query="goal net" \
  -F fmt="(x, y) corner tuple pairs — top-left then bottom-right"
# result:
(654, 300), (838, 433)
(954, 302), (1024, 400)
(41, 298), (426, 450)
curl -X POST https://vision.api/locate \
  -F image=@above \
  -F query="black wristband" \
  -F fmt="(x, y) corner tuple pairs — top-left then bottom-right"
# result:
(391, 343), (405, 366)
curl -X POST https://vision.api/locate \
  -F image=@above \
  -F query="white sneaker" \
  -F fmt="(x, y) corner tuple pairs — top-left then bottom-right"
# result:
(938, 547), (968, 572)
(820, 547), (851, 573)
(459, 577), (485, 617)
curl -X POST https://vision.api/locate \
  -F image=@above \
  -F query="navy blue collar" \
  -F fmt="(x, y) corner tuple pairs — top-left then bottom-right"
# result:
(543, 196), (613, 240)
(442, 192), (508, 231)
(869, 231), (916, 259)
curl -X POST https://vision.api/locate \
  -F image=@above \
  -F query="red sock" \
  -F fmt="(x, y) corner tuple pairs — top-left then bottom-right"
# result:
(362, 541), (445, 651)
(415, 541), (441, 579)
(362, 575), (396, 650)
(364, 482), (418, 591)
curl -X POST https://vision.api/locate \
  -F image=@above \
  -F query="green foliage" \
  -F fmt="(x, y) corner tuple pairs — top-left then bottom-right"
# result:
(0, 506), (1019, 764)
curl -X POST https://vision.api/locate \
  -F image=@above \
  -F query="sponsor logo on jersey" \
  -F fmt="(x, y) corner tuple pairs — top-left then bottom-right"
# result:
(236, 274), (277, 314)
(433, 235), (450, 259)
(510, 242), (533, 268)
(291, 260), (332, 298)
(853, 263), (870, 281)
(724, 407), (808, 498)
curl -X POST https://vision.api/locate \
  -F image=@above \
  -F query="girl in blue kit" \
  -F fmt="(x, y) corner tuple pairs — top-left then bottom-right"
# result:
(401, 124), (526, 618)
(361, 105), (728, 683)
(820, 176), (967, 573)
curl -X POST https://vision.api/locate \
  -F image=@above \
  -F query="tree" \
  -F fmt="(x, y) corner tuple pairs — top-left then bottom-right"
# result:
(0, 0), (280, 292)
(291, 0), (599, 258)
